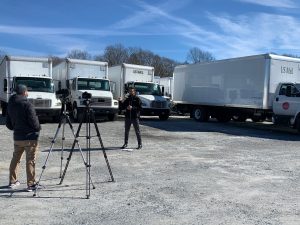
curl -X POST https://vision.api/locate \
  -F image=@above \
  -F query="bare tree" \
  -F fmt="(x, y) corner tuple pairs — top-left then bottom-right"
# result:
(48, 55), (63, 66)
(67, 49), (91, 60)
(187, 47), (215, 64)
(94, 44), (178, 76)
(0, 50), (6, 60)
(101, 44), (129, 66)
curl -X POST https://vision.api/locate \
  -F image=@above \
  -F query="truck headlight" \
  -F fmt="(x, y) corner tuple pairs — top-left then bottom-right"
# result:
(114, 102), (118, 105)
(55, 102), (62, 106)
(142, 102), (147, 107)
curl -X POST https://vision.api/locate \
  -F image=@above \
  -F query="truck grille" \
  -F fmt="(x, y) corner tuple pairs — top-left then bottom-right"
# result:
(151, 101), (167, 108)
(90, 97), (112, 107)
(28, 99), (52, 108)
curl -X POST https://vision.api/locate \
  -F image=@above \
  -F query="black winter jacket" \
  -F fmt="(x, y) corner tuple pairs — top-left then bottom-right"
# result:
(6, 94), (41, 140)
(121, 95), (142, 119)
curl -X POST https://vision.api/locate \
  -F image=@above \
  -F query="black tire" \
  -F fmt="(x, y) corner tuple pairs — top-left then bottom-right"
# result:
(72, 103), (83, 122)
(1, 102), (7, 117)
(108, 113), (117, 121)
(295, 116), (300, 133)
(159, 114), (169, 120)
(193, 107), (209, 122)
(251, 116), (261, 122)
(216, 113), (232, 123)
(52, 115), (60, 123)
(232, 115), (247, 122)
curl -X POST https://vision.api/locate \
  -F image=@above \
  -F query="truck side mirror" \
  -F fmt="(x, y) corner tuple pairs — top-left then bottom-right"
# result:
(161, 86), (165, 96)
(4, 79), (7, 92)
(124, 84), (128, 93)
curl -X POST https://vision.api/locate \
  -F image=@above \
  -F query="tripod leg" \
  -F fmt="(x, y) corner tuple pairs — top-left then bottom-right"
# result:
(33, 119), (63, 197)
(86, 111), (91, 199)
(58, 117), (83, 185)
(59, 117), (66, 178)
(91, 111), (115, 182)
(59, 115), (96, 189)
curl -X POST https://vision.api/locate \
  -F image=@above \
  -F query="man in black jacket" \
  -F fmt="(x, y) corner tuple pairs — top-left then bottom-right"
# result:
(6, 84), (41, 192)
(121, 87), (142, 150)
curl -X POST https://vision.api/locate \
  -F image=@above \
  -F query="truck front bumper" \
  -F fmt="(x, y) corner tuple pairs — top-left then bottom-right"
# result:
(36, 108), (61, 118)
(79, 107), (119, 116)
(141, 108), (170, 116)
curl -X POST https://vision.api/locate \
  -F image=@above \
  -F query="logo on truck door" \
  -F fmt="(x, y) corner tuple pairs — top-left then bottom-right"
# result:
(282, 102), (289, 110)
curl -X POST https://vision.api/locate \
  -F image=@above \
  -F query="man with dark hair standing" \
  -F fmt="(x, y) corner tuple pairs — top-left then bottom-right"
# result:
(121, 87), (142, 150)
(6, 84), (41, 192)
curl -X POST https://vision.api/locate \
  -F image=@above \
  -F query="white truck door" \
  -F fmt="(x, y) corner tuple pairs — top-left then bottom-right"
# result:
(273, 84), (299, 116)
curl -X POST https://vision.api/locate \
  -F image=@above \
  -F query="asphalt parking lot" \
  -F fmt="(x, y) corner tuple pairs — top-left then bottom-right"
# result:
(0, 115), (299, 225)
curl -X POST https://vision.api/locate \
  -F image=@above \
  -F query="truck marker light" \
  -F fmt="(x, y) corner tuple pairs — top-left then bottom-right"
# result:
(282, 102), (289, 110)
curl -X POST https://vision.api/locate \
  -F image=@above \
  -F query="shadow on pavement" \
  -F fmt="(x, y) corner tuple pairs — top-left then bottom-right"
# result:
(140, 116), (300, 142)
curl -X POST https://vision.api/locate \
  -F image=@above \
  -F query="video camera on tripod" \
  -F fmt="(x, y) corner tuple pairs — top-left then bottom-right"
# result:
(56, 89), (70, 103)
(81, 91), (92, 106)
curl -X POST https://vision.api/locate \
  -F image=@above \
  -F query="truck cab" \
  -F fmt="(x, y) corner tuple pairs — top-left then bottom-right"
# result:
(0, 56), (61, 119)
(273, 83), (300, 130)
(125, 81), (170, 120)
(12, 76), (61, 119)
(53, 58), (119, 122)
(69, 77), (118, 121)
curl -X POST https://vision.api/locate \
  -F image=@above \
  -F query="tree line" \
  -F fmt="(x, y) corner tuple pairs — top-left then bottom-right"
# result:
(1, 45), (299, 77)
(50, 44), (215, 77)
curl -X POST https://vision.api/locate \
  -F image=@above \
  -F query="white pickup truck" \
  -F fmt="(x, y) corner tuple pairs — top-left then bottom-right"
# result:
(273, 82), (300, 131)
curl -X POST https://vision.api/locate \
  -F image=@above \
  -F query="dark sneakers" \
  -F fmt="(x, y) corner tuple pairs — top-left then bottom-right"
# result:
(121, 144), (128, 149)
(136, 144), (142, 150)
(27, 184), (38, 192)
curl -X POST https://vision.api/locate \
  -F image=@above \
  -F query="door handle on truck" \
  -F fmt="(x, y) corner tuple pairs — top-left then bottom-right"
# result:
(276, 97), (279, 101)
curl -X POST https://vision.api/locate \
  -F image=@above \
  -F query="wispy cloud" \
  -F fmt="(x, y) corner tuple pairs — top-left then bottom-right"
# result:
(206, 12), (300, 57)
(1, 0), (300, 60)
(118, 1), (300, 58)
(237, 0), (298, 8)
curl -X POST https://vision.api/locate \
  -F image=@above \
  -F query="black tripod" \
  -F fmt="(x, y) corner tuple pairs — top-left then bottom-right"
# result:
(33, 100), (95, 197)
(59, 97), (114, 199)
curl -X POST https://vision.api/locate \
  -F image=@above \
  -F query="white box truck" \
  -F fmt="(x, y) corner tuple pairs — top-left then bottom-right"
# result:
(159, 76), (173, 98)
(52, 58), (118, 121)
(173, 54), (300, 130)
(109, 63), (170, 120)
(0, 55), (61, 119)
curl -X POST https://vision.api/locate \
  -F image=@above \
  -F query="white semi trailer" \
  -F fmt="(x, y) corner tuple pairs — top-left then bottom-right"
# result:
(52, 58), (118, 121)
(109, 63), (170, 120)
(0, 55), (61, 119)
(173, 54), (300, 130)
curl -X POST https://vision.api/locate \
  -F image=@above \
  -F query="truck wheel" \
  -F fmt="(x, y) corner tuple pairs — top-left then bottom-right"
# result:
(296, 119), (300, 133)
(216, 113), (232, 123)
(72, 103), (83, 122)
(251, 116), (262, 122)
(193, 107), (209, 122)
(232, 115), (247, 122)
(159, 114), (169, 120)
(108, 114), (117, 121)
(1, 102), (7, 117)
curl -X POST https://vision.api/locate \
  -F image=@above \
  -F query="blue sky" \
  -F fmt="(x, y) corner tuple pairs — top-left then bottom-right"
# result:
(0, 0), (300, 62)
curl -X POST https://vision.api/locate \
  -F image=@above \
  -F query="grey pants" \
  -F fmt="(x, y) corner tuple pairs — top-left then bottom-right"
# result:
(124, 118), (142, 145)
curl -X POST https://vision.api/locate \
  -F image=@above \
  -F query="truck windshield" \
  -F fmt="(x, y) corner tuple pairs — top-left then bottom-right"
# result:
(15, 77), (54, 93)
(134, 82), (162, 96)
(77, 78), (110, 91)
